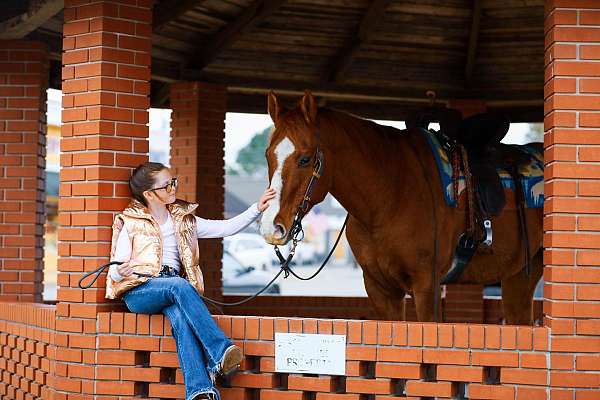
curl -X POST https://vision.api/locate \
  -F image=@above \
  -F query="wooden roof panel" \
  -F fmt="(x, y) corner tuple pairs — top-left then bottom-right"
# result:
(18, 0), (545, 120)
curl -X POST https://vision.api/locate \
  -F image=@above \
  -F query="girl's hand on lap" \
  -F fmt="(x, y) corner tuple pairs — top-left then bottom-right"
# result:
(117, 261), (135, 277)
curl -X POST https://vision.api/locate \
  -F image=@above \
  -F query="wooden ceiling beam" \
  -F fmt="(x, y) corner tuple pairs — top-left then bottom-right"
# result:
(225, 92), (542, 123)
(153, 0), (203, 32)
(150, 64), (542, 104)
(323, 0), (391, 83)
(464, 0), (482, 88)
(192, 0), (286, 71)
(0, 0), (63, 39)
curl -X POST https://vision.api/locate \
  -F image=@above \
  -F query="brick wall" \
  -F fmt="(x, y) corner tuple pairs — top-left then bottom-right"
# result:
(444, 285), (485, 323)
(0, 304), (57, 400)
(93, 313), (551, 399)
(0, 41), (49, 302)
(544, 1), (600, 398)
(169, 82), (227, 301)
(3, 1), (600, 399)
(222, 296), (543, 325)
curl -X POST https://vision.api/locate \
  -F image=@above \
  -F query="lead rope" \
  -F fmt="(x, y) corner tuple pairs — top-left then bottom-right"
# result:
(77, 219), (348, 309)
(199, 215), (348, 308)
(274, 214), (349, 281)
(78, 261), (154, 289)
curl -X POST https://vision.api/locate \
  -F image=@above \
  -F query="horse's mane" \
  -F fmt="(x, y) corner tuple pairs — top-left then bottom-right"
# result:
(323, 108), (405, 138)
(318, 108), (408, 161)
(269, 106), (408, 160)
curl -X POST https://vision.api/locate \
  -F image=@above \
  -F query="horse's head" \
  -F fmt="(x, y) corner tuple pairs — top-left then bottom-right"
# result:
(259, 90), (331, 245)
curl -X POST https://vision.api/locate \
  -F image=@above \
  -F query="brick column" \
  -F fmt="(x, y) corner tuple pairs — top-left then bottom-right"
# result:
(57, 0), (151, 397)
(0, 41), (49, 302)
(170, 82), (227, 301)
(544, 2), (600, 398)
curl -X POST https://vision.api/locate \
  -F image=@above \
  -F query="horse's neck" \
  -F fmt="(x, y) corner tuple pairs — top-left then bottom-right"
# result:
(322, 113), (415, 226)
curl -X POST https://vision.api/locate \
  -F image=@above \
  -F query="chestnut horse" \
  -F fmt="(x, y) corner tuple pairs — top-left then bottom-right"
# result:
(259, 91), (543, 324)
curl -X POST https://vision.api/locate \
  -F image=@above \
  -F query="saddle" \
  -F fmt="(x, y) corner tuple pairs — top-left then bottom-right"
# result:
(408, 109), (534, 284)
(408, 110), (530, 217)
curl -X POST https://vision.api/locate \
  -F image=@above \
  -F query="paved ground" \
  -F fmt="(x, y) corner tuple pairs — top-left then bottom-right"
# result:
(275, 261), (368, 297)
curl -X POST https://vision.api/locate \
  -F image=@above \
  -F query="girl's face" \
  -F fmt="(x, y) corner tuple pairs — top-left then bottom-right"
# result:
(144, 168), (177, 205)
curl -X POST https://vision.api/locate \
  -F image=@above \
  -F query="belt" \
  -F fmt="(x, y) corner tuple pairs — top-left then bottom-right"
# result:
(158, 265), (179, 277)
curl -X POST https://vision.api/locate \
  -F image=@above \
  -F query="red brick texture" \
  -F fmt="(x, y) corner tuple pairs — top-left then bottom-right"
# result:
(58, 0), (151, 308)
(90, 314), (553, 399)
(169, 82), (227, 301)
(223, 295), (542, 325)
(0, 304), (57, 400)
(544, 1), (600, 398)
(4, 1), (600, 399)
(56, 0), (152, 397)
(444, 284), (485, 323)
(0, 41), (49, 303)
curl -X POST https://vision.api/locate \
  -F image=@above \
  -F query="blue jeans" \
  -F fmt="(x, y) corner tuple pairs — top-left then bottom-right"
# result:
(123, 277), (232, 400)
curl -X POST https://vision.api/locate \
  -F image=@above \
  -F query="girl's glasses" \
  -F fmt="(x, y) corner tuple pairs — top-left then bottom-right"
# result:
(150, 177), (178, 193)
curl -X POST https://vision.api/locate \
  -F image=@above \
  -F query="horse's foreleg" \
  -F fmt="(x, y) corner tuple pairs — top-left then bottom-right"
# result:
(412, 275), (443, 322)
(363, 273), (406, 321)
(501, 248), (543, 325)
(412, 289), (443, 322)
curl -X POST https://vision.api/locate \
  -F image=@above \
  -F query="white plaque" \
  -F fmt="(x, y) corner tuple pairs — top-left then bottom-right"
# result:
(275, 333), (346, 375)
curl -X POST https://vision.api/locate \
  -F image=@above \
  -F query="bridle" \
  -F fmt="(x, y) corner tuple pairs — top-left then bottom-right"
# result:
(273, 126), (325, 271)
(79, 121), (346, 309)
(290, 147), (324, 238)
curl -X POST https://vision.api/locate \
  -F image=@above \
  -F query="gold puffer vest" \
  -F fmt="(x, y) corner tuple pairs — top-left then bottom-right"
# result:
(105, 199), (204, 299)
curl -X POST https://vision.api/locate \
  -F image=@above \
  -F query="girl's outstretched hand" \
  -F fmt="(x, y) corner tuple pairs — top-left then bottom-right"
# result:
(258, 188), (276, 212)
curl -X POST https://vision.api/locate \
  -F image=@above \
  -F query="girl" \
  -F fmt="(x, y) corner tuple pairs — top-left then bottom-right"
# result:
(106, 162), (276, 400)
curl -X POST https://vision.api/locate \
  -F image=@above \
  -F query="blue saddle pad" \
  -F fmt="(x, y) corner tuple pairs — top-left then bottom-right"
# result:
(422, 130), (544, 209)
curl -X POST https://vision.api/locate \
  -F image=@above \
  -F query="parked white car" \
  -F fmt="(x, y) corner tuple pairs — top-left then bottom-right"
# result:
(224, 232), (275, 271)
(222, 251), (280, 294)
(284, 240), (318, 266)
(224, 232), (320, 271)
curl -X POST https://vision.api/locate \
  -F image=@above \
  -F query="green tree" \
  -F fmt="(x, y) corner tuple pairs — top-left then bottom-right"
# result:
(226, 165), (240, 175)
(524, 123), (543, 143)
(235, 126), (272, 176)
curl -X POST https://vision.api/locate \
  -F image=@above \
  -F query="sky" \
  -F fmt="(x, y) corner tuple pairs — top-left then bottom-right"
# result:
(47, 88), (535, 171)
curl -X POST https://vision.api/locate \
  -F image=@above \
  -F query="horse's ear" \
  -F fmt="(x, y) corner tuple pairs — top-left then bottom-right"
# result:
(268, 91), (285, 125)
(300, 90), (317, 125)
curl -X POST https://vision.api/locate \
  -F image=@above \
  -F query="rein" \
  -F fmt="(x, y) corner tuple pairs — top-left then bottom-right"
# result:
(273, 141), (325, 278)
(203, 134), (344, 307)
(77, 218), (348, 309)
(78, 123), (346, 308)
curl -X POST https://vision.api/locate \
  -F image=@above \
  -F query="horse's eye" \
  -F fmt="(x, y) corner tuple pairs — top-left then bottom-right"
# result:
(298, 156), (311, 167)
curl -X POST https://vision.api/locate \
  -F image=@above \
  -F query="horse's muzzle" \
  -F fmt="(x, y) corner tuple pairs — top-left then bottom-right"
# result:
(274, 223), (286, 239)
(262, 223), (289, 245)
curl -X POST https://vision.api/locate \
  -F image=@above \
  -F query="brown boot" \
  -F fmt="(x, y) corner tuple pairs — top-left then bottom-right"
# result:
(220, 345), (243, 376)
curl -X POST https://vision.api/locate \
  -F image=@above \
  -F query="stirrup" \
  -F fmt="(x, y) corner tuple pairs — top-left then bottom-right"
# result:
(442, 233), (478, 284)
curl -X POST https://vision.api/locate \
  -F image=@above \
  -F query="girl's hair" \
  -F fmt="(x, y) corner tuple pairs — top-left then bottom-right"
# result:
(129, 162), (168, 205)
